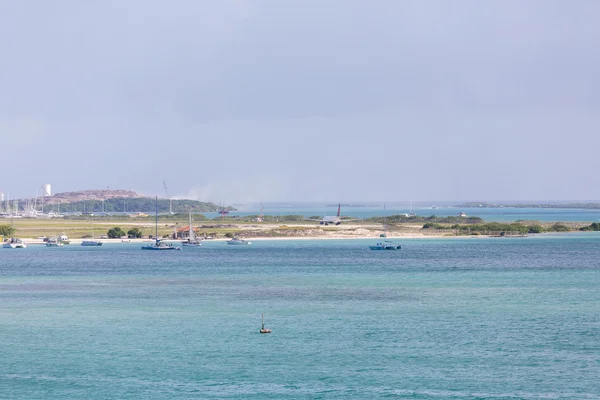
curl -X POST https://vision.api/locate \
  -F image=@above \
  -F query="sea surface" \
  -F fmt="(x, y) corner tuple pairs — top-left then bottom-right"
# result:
(203, 205), (600, 223)
(1, 235), (599, 399)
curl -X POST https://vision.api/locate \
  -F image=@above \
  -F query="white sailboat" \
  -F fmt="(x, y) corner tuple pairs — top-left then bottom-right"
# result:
(142, 197), (181, 251)
(81, 215), (102, 246)
(259, 313), (271, 334)
(181, 210), (202, 247)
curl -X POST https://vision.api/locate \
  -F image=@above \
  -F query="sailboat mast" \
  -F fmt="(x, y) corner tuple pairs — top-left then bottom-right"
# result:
(155, 196), (158, 242)
(188, 208), (193, 240)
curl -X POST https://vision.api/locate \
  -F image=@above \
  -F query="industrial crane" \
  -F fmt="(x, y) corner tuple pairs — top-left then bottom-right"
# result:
(163, 181), (174, 214)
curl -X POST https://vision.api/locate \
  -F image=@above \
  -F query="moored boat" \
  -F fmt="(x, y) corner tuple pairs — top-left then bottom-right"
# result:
(81, 240), (103, 246)
(3, 238), (27, 249)
(369, 240), (401, 250)
(141, 197), (182, 251)
(227, 237), (251, 245)
(142, 239), (181, 250)
(369, 216), (401, 250)
(181, 211), (202, 247)
(46, 237), (64, 247)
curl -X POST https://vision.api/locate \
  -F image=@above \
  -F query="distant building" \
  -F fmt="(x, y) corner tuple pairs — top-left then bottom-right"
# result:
(175, 225), (200, 239)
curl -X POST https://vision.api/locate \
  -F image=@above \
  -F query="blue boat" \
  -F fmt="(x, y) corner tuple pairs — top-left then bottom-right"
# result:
(369, 240), (401, 250)
(369, 217), (401, 250)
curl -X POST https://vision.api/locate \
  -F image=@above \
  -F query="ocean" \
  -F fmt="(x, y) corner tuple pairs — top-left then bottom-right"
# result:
(1, 235), (599, 398)
(203, 205), (600, 223)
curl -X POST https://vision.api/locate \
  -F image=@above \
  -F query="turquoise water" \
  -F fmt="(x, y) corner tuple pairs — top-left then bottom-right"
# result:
(204, 206), (600, 223)
(1, 236), (599, 399)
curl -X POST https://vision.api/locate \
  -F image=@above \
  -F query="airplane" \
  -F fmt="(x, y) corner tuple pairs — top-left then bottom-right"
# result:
(310, 203), (359, 226)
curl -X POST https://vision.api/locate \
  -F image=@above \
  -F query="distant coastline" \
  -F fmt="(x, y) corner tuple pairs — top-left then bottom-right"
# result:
(455, 202), (600, 210)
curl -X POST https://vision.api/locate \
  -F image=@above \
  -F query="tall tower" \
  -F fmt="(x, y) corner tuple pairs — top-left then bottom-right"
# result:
(42, 184), (52, 197)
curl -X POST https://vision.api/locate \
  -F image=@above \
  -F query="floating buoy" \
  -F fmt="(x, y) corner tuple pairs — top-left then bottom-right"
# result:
(260, 313), (271, 334)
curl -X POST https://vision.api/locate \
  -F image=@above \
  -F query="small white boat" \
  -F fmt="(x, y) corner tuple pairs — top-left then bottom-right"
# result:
(3, 238), (27, 249)
(58, 235), (70, 245)
(458, 212), (468, 217)
(227, 237), (251, 245)
(46, 237), (64, 247)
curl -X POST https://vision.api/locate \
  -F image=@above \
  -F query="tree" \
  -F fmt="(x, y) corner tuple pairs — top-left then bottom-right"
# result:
(527, 225), (544, 234)
(127, 228), (143, 238)
(107, 227), (126, 238)
(0, 225), (15, 237)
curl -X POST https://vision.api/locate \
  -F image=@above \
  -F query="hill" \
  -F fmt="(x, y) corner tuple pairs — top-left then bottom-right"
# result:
(12, 190), (235, 213)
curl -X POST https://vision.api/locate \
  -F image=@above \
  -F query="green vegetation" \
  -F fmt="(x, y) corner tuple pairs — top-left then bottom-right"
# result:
(367, 215), (484, 224)
(579, 222), (600, 231)
(0, 224), (16, 237)
(127, 228), (143, 238)
(549, 223), (570, 232)
(422, 222), (567, 235)
(107, 227), (126, 238)
(215, 214), (309, 223)
(15, 198), (236, 214)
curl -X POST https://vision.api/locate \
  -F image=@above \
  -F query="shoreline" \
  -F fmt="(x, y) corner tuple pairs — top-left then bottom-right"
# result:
(12, 231), (591, 245)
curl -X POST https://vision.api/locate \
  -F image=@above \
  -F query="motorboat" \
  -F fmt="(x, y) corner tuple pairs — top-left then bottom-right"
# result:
(2, 238), (27, 249)
(81, 240), (103, 246)
(227, 237), (251, 245)
(369, 218), (401, 250)
(58, 234), (70, 244)
(369, 240), (402, 250)
(46, 237), (64, 247)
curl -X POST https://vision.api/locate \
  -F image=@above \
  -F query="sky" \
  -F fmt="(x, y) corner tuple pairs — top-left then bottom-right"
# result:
(1, 0), (599, 204)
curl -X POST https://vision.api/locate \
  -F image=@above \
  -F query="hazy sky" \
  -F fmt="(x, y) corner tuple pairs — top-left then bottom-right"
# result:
(1, 0), (599, 203)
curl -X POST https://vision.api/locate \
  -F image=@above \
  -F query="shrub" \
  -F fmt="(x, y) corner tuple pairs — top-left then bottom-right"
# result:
(0, 225), (15, 237)
(107, 227), (126, 238)
(127, 228), (143, 238)
(549, 223), (570, 232)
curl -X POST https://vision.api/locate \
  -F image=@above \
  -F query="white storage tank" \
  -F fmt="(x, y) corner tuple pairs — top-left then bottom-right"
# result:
(43, 184), (52, 197)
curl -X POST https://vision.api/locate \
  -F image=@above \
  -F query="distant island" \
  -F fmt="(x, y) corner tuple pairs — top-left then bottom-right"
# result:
(7, 190), (236, 214)
(454, 202), (600, 210)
